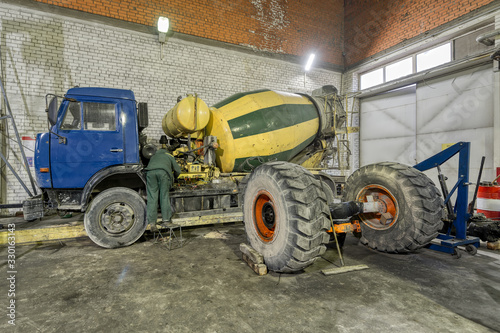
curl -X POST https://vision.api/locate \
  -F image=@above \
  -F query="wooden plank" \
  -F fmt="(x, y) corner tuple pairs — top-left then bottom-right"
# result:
(240, 243), (267, 275)
(240, 243), (264, 264)
(322, 264), (369, 276)
(0, 222), (87, 245)
(242, 253), (267, 276)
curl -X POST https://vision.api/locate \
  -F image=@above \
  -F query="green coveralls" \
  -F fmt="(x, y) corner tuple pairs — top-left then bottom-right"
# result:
(145, 148), (181, 225)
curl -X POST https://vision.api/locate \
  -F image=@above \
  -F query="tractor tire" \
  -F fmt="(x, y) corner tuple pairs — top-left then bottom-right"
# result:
(316, 172), (337, 204)
(84, 187), (147, 248)
(343, 162), (443, 252)
(243, 162), (330, 273)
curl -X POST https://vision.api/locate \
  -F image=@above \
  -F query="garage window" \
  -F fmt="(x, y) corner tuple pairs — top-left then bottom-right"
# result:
(359, 42), (453, 90)
(416, 43), (452, 72)
(360, 68), (384, 90)
(386, 57), (413, 81)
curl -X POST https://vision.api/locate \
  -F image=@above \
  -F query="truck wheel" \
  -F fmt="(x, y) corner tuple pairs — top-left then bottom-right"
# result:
(343, 162), (443, 252)
(84, 187), (147, 248)
(243, 162), (330, 272)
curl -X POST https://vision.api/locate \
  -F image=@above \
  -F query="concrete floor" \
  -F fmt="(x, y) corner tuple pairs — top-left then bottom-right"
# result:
(0, 217), (499, 332)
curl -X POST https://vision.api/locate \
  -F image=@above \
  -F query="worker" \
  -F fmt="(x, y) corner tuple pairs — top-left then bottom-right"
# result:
(146, 135), (181, 231)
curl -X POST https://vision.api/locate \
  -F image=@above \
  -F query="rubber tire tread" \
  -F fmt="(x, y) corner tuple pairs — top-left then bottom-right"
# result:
(84, 187), (147, 248)
(343, 162), (443, 252)
(243, 161), (330, 273)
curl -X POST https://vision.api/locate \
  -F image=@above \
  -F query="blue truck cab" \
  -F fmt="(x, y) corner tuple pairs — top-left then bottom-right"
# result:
(36, 88), (142, 189)
(34, 87), (150, 247)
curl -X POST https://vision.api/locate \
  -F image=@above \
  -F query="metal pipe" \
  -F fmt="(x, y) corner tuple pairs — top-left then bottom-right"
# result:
(476, 28), (500, 46)
(469, 156), (485, 215)
(0, 203), (23, 209)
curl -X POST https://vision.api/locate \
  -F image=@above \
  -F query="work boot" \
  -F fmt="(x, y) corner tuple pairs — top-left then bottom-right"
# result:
(150, 224), (158, 232)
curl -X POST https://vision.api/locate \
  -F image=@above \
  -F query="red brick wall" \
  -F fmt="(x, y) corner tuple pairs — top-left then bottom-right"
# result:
(344, 0), (496, 66)
(34, 0), (344, 66)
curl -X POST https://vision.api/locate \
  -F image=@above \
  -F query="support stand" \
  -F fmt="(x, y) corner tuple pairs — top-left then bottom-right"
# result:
(414, 142), (480, 255)
(154, 222), (184, 250)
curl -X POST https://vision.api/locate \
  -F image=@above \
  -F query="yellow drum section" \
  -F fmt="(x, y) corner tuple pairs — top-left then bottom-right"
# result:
(162, 94), (210, 138)
(206, 89), (320, 172)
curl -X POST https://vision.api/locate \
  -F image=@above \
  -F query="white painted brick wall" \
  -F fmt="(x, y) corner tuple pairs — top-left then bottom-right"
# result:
(0, 3), (341, 212)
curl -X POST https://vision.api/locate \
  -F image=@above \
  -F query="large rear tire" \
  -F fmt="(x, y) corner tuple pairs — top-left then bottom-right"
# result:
(343, 162), (443, 252)
(243, 162), (330, 273)
(84, 187), (147, 248)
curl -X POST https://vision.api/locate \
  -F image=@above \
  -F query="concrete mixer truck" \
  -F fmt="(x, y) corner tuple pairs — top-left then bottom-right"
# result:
(29, 85), (443, 272)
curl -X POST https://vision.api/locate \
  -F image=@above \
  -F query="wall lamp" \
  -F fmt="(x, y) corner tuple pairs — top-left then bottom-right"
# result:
(305, 53), (315, 71)
(158, 16), (169, 60)
(303, 53), (316, 87)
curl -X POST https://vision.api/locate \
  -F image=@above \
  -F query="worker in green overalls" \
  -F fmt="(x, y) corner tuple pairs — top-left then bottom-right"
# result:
(146, 136), (182, 231)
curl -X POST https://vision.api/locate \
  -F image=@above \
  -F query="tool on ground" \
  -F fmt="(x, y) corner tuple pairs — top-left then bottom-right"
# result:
(322, 210), (368, 276)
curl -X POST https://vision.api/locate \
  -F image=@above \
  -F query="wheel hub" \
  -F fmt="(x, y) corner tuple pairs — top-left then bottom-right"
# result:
(261, 202), (276, 229)
(357, 185), (398, 230)
(253, 191), (277, 242)
(101, 203), (135, 234)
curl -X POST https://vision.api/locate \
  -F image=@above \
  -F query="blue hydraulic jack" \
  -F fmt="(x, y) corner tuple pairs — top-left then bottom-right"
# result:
(414, 142), (480, 257)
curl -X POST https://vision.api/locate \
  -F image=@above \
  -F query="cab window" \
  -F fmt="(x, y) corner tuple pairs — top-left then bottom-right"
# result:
(60, 101), (81, 130)
(83, 102), (116, 131)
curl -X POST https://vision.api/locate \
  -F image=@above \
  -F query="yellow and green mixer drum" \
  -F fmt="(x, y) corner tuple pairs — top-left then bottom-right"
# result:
(206, 89), (320, 173)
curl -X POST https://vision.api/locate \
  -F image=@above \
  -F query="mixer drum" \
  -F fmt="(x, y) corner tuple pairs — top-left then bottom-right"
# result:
(206, 89), (320, 172)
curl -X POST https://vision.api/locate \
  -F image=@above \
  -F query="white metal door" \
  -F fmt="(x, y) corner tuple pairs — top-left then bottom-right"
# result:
(360, 85), (417, 166)
(415, 64), (495, 190)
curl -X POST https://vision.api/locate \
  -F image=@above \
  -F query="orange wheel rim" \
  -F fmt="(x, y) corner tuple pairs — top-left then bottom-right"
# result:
(253, 190), (277, 242)
(356, 185), (398, 230)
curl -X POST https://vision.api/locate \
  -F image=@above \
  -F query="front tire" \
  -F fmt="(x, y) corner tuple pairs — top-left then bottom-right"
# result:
(343, 162), (443, 252)
(243, 162), (330, 272)
(84, 187), (147, 248)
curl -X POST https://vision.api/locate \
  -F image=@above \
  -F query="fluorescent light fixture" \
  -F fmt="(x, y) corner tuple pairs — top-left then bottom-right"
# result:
(158, 16), (169, 57)
(158, 17), (170, 33)
(305, 53), (315, 71)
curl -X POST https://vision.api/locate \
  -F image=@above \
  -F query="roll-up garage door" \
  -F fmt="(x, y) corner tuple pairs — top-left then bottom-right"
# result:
(360, 85), (416, 166)
(360, 64), (495, 197)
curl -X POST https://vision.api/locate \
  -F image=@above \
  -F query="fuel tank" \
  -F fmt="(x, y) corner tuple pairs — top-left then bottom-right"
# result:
(162, 94), (210, 138)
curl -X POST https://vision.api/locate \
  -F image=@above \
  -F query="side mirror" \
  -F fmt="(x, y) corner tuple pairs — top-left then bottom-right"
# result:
(47, 96), (58, 126)
(138, 103), (149, 131)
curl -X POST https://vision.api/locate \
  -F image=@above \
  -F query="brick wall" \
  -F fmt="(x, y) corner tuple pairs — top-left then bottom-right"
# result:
(33, 0), (344, 66)
(344, 0), (497, 66)
(0, 3), (342, 211)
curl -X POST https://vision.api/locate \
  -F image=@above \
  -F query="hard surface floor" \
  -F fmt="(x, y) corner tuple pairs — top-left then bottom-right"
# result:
(0, 218), (499, 332)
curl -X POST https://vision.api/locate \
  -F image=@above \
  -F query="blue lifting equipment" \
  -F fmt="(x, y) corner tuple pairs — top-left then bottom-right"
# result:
(414, 142), (480, 255)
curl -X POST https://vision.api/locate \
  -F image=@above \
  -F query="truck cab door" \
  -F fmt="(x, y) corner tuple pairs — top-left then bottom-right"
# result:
(50, 99), (124, 188)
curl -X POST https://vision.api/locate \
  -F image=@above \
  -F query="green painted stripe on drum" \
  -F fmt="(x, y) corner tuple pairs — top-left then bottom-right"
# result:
(212, 89), (270, 109)
(227, 104), (318, 139)
(232, 134), (315, 172)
